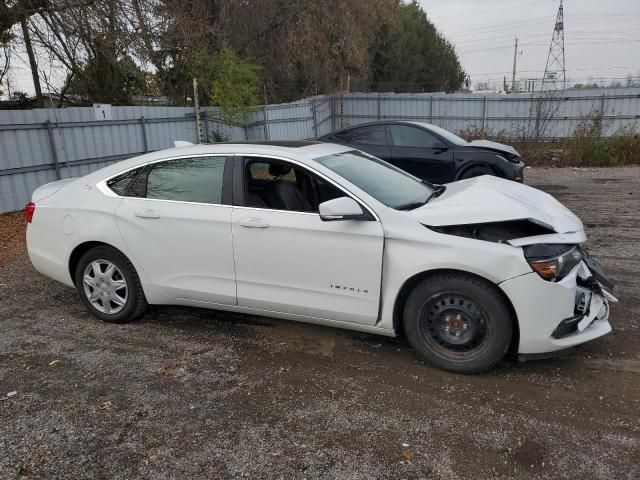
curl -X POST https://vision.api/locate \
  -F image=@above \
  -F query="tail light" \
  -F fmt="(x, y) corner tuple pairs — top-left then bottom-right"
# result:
(24, 202), (36, 223)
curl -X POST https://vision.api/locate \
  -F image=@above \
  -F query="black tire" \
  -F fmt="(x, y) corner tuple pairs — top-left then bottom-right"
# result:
(459, 165), (493, 180)
(74, 246), (147, 323)
(403, 272), (513, 374)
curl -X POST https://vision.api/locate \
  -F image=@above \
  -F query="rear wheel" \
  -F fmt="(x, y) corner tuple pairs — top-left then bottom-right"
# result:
(459, 165), (493, 180)
(74, 246), (147, 323)
(403, 272), (513, 373)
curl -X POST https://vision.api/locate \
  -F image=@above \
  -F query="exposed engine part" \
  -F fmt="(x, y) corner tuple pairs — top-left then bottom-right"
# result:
(425, 220), (554, 244)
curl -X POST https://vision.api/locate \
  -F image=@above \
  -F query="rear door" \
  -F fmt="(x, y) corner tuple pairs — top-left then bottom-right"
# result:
(330, 125), (391, 161)
(114, 155), (237, 305)
(389, 124), (454, 183)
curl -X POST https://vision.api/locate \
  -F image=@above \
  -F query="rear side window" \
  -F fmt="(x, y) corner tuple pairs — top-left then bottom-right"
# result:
(333, 125), (386, 145)
(145, 157), (226, 204)
(106, 167), (144, 196)
(389, 125), (439, 148)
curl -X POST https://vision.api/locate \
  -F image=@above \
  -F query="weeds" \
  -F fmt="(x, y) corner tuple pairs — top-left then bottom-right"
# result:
(457, 115), (639, 168)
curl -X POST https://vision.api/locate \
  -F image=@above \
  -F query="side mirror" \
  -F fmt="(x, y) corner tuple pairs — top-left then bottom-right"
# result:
(319, 197), (369, 221)
(433, 141), (448, 151)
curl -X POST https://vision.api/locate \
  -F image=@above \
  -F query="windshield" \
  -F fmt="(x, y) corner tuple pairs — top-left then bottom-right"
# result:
(315, 151), (433, 209)
(414, 122), (468, 146)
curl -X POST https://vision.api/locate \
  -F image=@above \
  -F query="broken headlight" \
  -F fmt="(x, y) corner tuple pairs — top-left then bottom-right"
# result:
(523, 244), (583, 282)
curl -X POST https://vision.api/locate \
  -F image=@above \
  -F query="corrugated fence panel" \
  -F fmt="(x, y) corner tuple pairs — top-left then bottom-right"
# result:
(2, 88), (640, 213)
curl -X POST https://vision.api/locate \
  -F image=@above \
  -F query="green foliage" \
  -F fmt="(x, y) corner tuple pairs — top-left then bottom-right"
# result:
(209, 48), (261, 124)
(566, 123), (640, 167)
(370, 1), (465, 92)
(158, 48), (261, 121)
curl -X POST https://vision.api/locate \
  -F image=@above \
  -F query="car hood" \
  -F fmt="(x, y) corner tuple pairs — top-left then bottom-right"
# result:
(409, 175), (583, 235)
(467, 139), (520, 158)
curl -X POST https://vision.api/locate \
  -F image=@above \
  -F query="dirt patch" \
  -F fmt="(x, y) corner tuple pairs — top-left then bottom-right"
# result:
(0, 212), (26, 264)
(1, 167), (639, 479)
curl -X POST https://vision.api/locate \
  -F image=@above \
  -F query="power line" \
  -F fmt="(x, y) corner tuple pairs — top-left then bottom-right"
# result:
(468, 66), (639, 76)
(432, 0), (547, 20)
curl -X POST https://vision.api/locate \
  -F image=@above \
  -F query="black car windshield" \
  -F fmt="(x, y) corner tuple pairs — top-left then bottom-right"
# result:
(414, 123), (468, 146)
(315, 150), (433, 209)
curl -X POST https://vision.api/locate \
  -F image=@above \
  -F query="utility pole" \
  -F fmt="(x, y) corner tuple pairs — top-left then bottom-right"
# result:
(511, 37), (519, 93)
(193, 78), (203, 143)
(20, 18), (43, 106)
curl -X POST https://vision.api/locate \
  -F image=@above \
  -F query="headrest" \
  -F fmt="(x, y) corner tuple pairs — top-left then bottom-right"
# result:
(269, 163), (292, 177)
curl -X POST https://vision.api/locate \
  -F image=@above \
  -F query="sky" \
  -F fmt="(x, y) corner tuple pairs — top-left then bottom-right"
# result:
(4, 0), (640, 95)
(419, 0), (640, 90)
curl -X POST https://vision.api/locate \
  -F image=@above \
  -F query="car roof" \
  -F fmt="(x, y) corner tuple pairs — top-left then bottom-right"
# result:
(79, 141), (353, 183)
(321, 120), (437, 136)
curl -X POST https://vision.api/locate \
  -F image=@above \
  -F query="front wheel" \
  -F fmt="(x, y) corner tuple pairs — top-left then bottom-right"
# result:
(74, 246), (147, 323)
(459, 166), (493, 180)
(403, 272), (513, 373)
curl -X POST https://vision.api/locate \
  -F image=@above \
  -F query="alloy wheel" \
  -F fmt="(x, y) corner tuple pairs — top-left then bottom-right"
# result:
(82, 259), (128, 314)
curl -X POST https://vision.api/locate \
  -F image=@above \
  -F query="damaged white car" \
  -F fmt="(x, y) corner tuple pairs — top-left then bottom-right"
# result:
(25, 141), (616, 373)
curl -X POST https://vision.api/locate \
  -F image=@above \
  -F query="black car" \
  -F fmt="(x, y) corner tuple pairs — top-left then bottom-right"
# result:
(319, 121), (525, 184)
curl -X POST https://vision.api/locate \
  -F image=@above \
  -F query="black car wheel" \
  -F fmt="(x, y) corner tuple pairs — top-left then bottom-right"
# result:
(403, 272), (513, 373)
(459, 166), (493, 180)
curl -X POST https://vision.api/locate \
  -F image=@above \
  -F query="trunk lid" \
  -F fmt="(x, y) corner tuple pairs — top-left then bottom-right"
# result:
(31, 178), (76, 202)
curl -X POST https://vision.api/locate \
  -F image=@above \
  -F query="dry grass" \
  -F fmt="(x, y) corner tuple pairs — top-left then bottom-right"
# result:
(458, 124), (640, 168)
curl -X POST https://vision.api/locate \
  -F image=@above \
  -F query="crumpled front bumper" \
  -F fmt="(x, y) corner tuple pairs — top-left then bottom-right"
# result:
(499, 260), (616, 356)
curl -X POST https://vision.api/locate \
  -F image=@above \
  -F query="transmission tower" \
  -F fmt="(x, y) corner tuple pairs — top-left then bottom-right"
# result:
(541, 0), (566, 90)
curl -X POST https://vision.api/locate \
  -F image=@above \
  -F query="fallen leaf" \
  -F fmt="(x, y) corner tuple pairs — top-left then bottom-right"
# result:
(99, 400), (112, 410)
(328, 389), (337, 398)
(402, 449), (415, 465)
(48, 359), (61, 366)
(159, 362), (176, 375)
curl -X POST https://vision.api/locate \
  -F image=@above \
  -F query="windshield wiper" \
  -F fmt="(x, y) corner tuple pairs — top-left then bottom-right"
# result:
(396, 185), (447, 211)
(426, 184), (447, 202)
(396, 201), (428, 211)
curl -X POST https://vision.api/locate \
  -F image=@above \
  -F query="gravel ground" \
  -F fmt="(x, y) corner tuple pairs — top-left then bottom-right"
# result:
(1, 167), (639, 479)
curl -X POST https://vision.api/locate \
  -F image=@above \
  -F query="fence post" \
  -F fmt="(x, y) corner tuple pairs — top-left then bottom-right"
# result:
(429, 96), (434, 123)
(140, 116), (149, 152)
(46, 120), (61, 180)
(263, 105), (270, 140)
(203, 111), (210, 143)
(377, 93), (382, 120)
(331, 94), (336, 131)
(312, 100), (318, 138)
(481, 96), (488, 136)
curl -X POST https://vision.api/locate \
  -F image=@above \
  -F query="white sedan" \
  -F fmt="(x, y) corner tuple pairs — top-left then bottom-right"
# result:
(25, 141), (616, 373)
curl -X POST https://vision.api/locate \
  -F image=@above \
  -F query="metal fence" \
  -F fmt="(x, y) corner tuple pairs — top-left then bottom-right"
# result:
(1, 88), (639, 213)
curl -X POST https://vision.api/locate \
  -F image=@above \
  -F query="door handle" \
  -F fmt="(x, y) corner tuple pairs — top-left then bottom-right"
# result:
(238, 217), (269, 228)
(135, 208), (161, 219)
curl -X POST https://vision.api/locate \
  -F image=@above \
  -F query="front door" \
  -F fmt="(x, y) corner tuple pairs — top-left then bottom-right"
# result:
(231, 156), (384, 325)
(389, 124), (454, 183)
(114, 155), (237, 305)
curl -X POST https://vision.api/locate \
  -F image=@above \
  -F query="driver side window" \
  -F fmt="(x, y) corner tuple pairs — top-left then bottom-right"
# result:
(389, 125), (439, 148)
(244, 158), (343, 213)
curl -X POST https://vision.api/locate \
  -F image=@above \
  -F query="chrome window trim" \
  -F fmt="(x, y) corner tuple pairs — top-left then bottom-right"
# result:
(236, 153), (380, 222)
(95, 153), (229, 206)
(232, 205), (318, 216)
